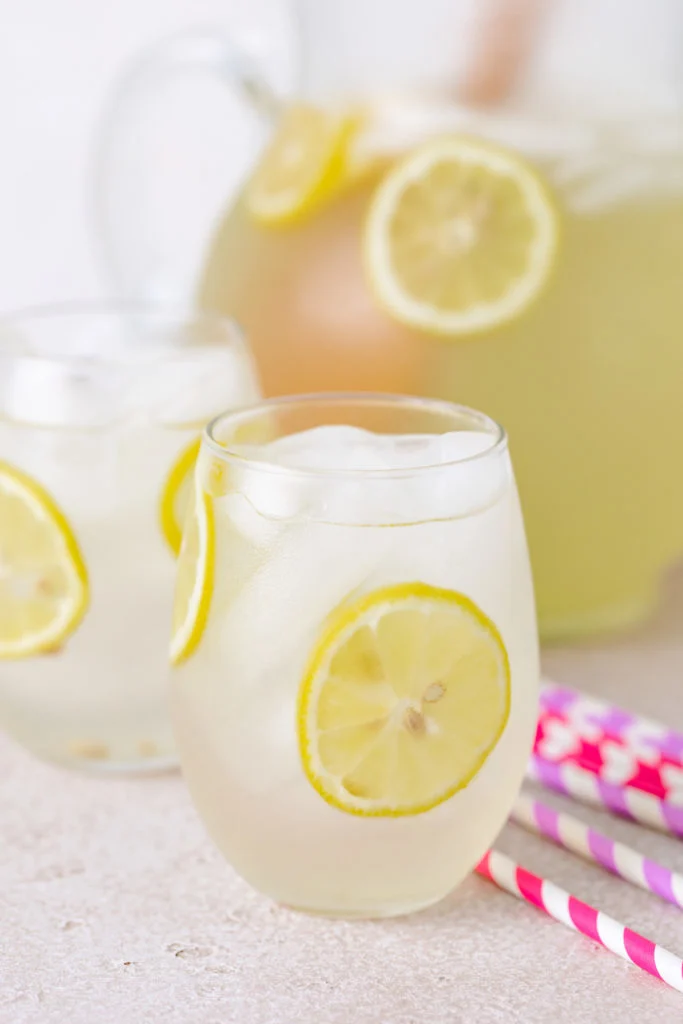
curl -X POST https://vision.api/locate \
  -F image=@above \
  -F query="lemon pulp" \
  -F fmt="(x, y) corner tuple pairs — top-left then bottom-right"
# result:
(364, 135), (559, 336)
(0, 462), (89, 658)
(298, 582), (510, 816)
(247, 104), (358, 226)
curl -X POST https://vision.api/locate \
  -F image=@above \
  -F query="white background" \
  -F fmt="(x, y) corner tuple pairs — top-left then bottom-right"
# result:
(0, 0), (290, 310)
(3, 0), (680, 311)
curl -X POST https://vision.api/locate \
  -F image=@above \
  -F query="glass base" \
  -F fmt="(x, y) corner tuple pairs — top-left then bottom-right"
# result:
(45, 751), (179, 776)
(67, 755), (178, 776)
(539, 586), (658, 643)
(0, 714), (178, 776)
(282, 889), (448, 920)
(4, 735), (180, 776)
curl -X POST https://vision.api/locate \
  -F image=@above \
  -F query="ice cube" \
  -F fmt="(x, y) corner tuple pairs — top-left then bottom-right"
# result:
(433, 431), (509, 520)
(130, 346), (259, 426)
(216, 514), (398, 709)
(0, 356), (128, 428)
(219, 490), (288, 550)
(243, 425), (390, 472)
(229, 425), (506, 526)
(228, 426), (386, 527)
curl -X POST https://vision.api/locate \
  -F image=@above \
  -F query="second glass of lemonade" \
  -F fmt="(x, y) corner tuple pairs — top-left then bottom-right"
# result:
(0, 304), (260, 771)
(170, 394), (539, 917)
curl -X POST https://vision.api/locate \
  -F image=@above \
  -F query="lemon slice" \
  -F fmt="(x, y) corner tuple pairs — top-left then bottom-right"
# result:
(364, 136), (559, 336)
(298, 582), (510, 816)
(170, 476), (214, 666)
(247, 104), (357, 225)
(0, 462), (89, 658)
(160, 437), (201, 556)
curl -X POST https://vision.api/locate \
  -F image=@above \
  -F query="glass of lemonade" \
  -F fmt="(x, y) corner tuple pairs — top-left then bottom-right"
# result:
(170, 394), (539, 917)
(0, 303), (260, 772)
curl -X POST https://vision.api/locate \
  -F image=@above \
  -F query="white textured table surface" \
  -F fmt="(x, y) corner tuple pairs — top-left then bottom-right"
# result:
(3, 571), (683, 1024)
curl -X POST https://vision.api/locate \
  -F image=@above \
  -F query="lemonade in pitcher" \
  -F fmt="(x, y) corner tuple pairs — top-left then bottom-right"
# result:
(170, 396), (539, 916)
(98, 0), (683, 638)
(0, 306), (259, 771)
(201, 97), (683, 637)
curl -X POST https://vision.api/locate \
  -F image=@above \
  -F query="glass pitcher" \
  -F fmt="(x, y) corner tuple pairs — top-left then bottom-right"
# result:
(95, 0), (683, 640)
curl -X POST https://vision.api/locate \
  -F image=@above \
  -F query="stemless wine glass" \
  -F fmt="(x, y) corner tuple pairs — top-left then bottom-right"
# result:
(0, 303), (260, 772)
(170, 393), (539, 917)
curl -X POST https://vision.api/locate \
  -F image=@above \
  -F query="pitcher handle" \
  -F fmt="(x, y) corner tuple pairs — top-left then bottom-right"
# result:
(92, 29), (281, 303)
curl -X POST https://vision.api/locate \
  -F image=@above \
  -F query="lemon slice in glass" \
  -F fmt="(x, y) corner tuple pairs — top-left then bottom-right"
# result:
(170, 478), (214, 666)
(364, 136), (559, 336)
(298, 582), (510, 817)
(160, 437), (201, 556)
(0, 461), (89, 658)
(247, 104), (357, 226)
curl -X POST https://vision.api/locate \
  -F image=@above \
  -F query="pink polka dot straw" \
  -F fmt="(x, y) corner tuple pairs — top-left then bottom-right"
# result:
(476, 849), (683, 994)
(527, 754), (683, 838)
(537, 680), (683, 804)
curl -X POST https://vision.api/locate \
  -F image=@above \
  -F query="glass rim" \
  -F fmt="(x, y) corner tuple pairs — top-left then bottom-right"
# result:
(205, 392), (507, 480)
(0, 299), (248, 366)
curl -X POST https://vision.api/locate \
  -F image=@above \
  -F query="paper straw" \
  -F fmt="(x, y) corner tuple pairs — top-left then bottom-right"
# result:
(476, 849), (683, 993)
(540, 680), (683, 764)
(460, 0), (551, 106)
(511, 793), (683, 909)
(527, 753), (683, 839)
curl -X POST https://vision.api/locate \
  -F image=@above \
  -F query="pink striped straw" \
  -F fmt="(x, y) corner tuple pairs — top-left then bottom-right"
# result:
(476, 849), (683, 993)
(511, 793), (683, 909)
(527, 753), (683, 838)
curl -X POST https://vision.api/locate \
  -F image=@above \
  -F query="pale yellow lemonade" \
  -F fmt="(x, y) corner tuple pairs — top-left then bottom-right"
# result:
(0, 309), (259, 771)
(199, 106), (683, 636)
(170, 397), (539, 916)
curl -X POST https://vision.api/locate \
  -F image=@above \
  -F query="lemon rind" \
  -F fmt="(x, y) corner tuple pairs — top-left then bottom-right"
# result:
(159, 436), (202, 557)
(169, 482), (214, 666)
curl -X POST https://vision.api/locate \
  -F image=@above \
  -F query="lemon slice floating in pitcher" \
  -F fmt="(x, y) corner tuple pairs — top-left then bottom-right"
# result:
(170, 480), (214, 666)
(247, 104), (357, 226)
(298, 582), (510, 816)
(160, 437), (201, 556)
(364, 136), (559, 336)
(0, 462), (89, 658)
